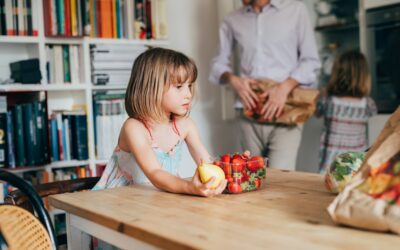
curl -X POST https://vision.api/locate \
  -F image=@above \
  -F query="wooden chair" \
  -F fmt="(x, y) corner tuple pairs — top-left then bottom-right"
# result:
(0, 170), (57, 249)
(3, 175), (100, 248)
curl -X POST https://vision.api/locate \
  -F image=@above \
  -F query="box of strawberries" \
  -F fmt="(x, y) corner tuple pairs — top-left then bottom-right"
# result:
(213, 153), (267, 194)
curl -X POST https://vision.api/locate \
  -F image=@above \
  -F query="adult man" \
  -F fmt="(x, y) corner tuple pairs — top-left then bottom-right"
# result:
(209, 0), (321, 170)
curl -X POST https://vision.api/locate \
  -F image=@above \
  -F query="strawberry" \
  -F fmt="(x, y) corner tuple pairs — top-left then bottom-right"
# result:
(232, 158), (245, 173)
(247, 156), (264, 172)
(213, 160), (222, 167)
(220, 154), (231, 163)
(254, 178), (261, 189)
(228, 182), (242, 194)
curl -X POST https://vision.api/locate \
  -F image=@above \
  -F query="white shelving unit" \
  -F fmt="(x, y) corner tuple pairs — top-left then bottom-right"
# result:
(0, 0), (168, 177)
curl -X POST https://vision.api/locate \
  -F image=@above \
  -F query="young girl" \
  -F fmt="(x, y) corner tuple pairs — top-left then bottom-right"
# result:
(93, 48), (227, 197)
(317, 50), (377, 173)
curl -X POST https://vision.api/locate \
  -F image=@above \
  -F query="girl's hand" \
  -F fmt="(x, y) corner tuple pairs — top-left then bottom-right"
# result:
(191, 170), (227, 197)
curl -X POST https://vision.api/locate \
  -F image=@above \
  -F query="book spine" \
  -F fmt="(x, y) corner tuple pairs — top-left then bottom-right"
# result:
(50, 117), (59, 161)
(22, 103), (35, 166)
(13, 105), (26, 166)
(26, 0), (32, 36)
(0, 112), (7, 167)
(0, 0), (6, 35)
(6, 111), (16, 168)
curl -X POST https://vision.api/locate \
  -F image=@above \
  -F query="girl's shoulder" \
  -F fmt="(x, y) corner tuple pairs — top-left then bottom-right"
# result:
(121, 118), (150, 140)
(119, 118), (152, 151)
(174, 116), (196, 137)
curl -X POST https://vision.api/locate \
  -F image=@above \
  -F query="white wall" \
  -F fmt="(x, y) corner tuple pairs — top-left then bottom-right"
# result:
(168, 0), (393, 177)
(167, 0), (240, 177)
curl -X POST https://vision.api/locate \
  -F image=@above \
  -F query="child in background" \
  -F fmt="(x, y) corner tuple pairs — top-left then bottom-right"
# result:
(93, 48), (227, 197)
(316, 50), (377, 173)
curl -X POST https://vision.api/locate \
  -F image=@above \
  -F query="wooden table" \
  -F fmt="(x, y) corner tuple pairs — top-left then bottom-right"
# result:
(49, 169), (400, 250)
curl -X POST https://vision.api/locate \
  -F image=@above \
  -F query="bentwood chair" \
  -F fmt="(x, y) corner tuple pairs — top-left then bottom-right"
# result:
(0, 170), (57, 250)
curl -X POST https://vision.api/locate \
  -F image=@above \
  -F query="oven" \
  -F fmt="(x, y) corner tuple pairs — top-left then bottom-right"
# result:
(366, 3), (400, 113)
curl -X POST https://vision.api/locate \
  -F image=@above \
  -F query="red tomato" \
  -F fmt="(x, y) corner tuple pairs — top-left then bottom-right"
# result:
(254, 178), (261, 189)
(247, 156), (264, 172)
(232, 158), (245, 173)
(228, 182), (242, 194)
(226, 176), (233, 183)
(220, 154), (231, 163)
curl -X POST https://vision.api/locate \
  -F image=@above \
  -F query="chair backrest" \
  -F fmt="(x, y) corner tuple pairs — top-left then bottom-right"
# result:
(0, 205), (53, 249)
(5, 176), (100, 214)
(0, 170), (57, 249)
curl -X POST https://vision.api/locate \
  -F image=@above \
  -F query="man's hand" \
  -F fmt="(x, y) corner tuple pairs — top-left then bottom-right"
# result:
(260, 78), (298, 121)
(221, 72), (258, 110)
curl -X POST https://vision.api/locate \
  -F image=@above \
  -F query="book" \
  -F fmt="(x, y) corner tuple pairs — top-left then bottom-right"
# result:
(12, 105), (25, 166)
(6, 111), (16, 168)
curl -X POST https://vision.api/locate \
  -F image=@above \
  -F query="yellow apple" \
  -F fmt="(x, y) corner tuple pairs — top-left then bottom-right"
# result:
(198, 163), (225, 189)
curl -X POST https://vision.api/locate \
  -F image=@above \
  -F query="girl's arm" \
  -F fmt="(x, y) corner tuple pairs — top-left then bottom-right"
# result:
(183, 117), (212, 165)
(120, 119), (225, 197)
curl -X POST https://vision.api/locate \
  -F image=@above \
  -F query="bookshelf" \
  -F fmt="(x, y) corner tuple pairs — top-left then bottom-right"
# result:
(0, 1), (168, 187)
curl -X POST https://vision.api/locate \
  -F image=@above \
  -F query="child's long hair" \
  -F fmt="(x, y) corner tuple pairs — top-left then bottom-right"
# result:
(125, 47), (197, 122)
(327, 50), (371, 97)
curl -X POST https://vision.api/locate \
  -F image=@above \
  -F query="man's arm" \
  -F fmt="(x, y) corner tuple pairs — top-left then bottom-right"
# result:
(209, 17), (258, 110)
(209, 19), (234, 85)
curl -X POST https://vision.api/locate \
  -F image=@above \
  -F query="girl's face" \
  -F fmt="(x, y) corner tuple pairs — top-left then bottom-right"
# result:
(162, 81), (193, 117)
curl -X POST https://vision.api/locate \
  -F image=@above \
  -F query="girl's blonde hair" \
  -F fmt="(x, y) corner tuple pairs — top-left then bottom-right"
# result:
(327, 50), (371, 97)
(125, 47), (197, 122)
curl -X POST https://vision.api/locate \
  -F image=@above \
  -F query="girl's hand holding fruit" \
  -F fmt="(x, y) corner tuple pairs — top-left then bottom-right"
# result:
(190, 168), (227, 197)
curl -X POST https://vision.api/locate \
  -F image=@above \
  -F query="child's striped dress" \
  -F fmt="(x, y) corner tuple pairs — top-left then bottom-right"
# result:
(316, 96), (377, 173)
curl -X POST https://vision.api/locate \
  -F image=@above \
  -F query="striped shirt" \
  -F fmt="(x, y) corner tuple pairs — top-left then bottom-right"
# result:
(316, 96), (377, 173)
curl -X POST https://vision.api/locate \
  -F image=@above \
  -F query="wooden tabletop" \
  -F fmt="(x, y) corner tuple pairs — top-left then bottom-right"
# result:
(49, 169), (400, 250)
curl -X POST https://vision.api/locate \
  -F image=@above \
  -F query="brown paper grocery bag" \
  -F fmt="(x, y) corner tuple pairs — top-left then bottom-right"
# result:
(328, 107), (400, 234)
(243, 79), (320, 125)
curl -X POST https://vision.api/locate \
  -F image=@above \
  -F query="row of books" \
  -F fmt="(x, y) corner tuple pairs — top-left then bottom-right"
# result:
(0, 96), (50, 168)
(89, 0), (167, 39)
(90, 44), (147, 85)
(43, 0), (89, 37)
(46, 45), (82, 84)
(0, 0), (39, 36)
(93, 92), (127, 160)
(42, 0), (167, 40)
(49, 110), (89, 162)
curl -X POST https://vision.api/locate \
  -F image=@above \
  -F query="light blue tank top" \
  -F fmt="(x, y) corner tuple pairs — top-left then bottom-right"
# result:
(93, 120), (183, 190)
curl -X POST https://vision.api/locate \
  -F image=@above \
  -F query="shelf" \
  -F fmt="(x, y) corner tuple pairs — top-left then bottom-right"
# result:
(0, 84), (45, 92)
(86, 37), (168, 46)
(1, 160), (90, 174)
(3, 166), (46, 174)
(315, 23), (359, 32)
(94, 159), (108, 165)
(91, 85), (127, 91)
(45, 84), (87, 91)
(0, 84), (87, 92)
(45, 37), (84, 45)
(0, 35), (40, 44)
(47, 160), (90, 169)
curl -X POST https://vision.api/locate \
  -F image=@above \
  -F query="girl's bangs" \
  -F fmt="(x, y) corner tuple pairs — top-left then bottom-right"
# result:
(169, 62), (197, 84)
